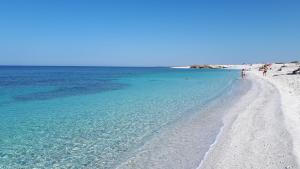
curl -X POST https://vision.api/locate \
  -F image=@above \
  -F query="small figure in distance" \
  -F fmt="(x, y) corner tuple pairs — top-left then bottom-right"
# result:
(241, 69), (246, 79)
(263, 67), (267, 76)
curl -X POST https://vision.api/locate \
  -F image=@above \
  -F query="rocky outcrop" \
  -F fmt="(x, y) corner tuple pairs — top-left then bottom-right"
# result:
(287, 68), (300, 75)
(190, 65), (227, 69)
(190, 65), (213, 69)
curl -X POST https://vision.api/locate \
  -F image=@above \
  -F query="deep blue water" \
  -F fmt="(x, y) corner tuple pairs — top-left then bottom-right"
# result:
(0, 66), (240, 168)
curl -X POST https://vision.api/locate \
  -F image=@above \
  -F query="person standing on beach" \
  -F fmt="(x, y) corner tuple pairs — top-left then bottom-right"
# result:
(263, 67), (267, 76)
(241, 69), (246, 79)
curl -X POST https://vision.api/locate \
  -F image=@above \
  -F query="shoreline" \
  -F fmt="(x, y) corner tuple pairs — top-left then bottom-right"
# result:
(115, 72), (249, 169)
(199, 66), (299, 169)
(116, 63), (300, 169)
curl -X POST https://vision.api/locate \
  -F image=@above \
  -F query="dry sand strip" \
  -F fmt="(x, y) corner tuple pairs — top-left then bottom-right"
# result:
(253, 64), (300, 167)
(199, 73), (298, 169)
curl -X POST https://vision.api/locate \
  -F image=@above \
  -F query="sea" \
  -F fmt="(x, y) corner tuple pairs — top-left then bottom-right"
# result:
(0, 66), (243, 168)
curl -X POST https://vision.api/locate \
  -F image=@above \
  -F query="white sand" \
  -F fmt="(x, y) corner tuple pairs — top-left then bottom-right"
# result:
(200, 63), (300, 169)
(254, 63), (300, 166)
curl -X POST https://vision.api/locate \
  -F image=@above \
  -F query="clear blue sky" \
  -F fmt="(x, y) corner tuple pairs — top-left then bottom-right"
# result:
(0, 0), (299, 66)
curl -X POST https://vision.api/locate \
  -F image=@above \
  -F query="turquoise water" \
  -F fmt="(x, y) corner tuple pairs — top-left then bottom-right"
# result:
(0, 66), (240, 168)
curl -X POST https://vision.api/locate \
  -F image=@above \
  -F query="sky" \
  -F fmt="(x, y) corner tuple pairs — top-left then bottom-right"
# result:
(0, 0), (299, 66)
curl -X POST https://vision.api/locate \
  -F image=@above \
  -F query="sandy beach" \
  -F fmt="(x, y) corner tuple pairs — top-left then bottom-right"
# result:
(200, 63), (300, 169)
(115, 64), (300, 169)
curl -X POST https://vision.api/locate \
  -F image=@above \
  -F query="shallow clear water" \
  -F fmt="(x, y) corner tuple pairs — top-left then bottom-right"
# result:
(0, 66), (240, 168)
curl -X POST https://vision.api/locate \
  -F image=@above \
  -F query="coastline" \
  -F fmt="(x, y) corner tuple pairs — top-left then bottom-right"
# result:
(0, 67), (243, 168)
(116, 71), (249, 169)
(116, 63), (300, 169)
(199, 65), (300, 169)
